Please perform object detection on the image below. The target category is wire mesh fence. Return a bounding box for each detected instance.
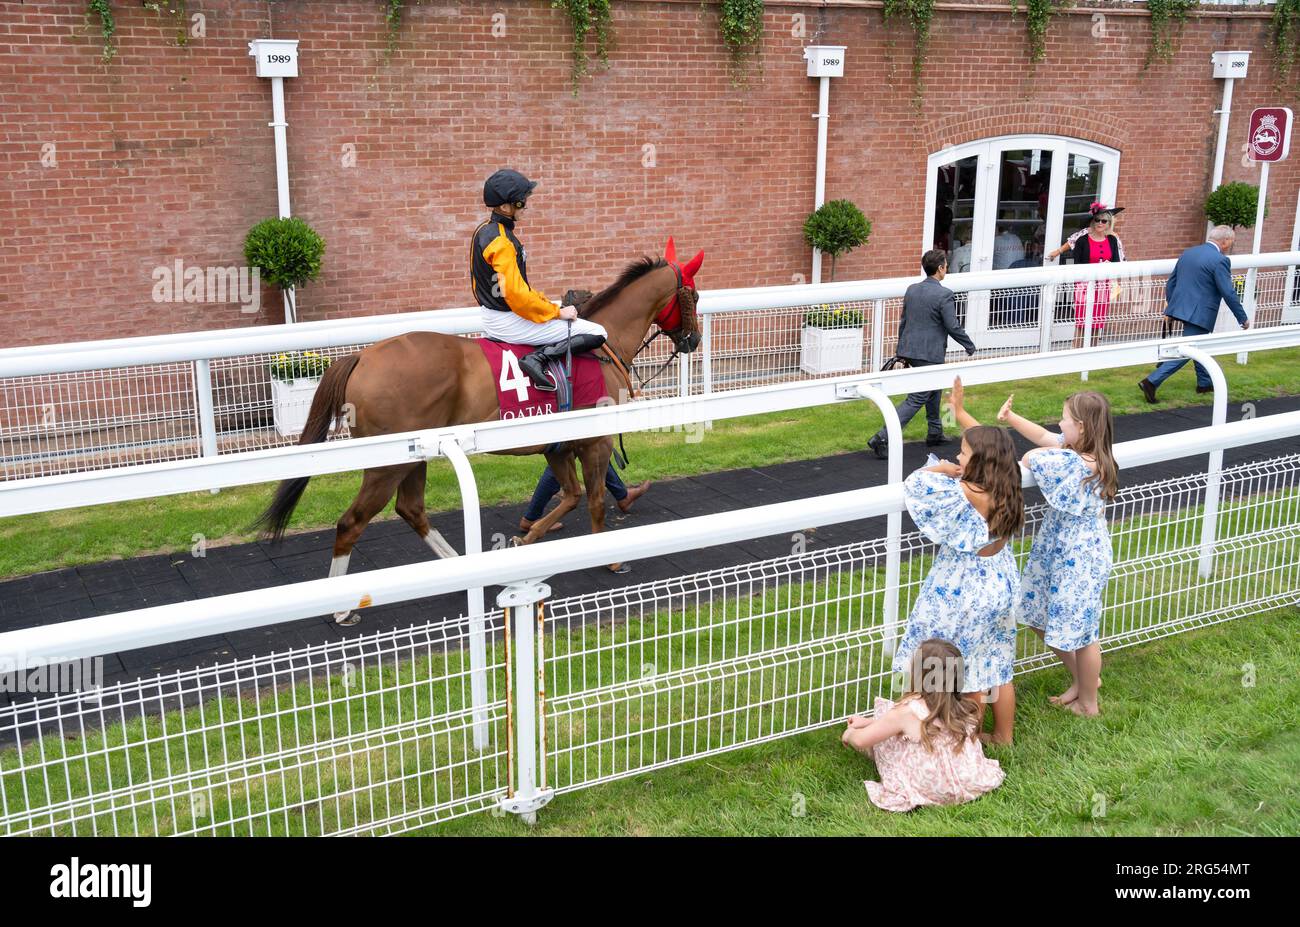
[0,614,510,836]
[4,452,1296,834]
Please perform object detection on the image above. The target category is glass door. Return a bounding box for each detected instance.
[923,136,1120,351]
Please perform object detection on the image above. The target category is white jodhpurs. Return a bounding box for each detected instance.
[478,307,607,345]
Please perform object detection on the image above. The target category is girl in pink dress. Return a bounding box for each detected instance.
[842,638,1005,812]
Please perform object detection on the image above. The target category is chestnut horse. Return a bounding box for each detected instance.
[256,239,704,624]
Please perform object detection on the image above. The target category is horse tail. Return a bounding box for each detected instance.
[254,353,361,543]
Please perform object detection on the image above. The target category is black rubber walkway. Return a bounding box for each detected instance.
[2,392,1298,702]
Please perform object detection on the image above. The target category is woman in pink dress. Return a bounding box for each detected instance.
[1069,204,1126,349]
[842,638,1005,812]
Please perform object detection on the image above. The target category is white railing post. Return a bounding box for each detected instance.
[701,311,713,430]
[1037,283,1053,354]
[854,383,904,654]
[701,311,713,397]
[439,436,490,750]
[497,579,553,825]
[1080,279,1095,382]
[193,359,220,495]
[870,298,886,372]
[678,353,690,399]
[1175,344,1227,577]
[1284,189,1300,322]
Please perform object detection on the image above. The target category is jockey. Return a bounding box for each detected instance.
[471,169,608,391]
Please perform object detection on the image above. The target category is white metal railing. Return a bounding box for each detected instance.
[3,251,1297,481]
[2,412,1298,834]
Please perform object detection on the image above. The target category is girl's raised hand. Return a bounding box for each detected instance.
[997,393,1015,423]
[950,376,965,409]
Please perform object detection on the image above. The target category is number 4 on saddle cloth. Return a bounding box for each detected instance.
[477,339,609,419]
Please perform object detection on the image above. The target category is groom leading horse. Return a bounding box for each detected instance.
[257,169,704,625]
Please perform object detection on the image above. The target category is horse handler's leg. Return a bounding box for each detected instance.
[330,464,410,626]
[516,451,582,545]
[581,439,629,574]
[396,462,459,558]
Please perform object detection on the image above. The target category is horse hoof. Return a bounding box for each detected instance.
[608,562,631,575]
[334,611,361,627]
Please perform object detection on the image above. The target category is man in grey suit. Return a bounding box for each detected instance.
[868,249,977,458]
[1139,225,1250,403]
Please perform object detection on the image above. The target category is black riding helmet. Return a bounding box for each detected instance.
[483,169,537,208]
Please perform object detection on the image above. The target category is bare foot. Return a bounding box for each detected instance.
[1049,683,1079,706]
[617,480,651,514]
[977,732,1012,746]
[1048,676,1100,706]
[1068,699,1100,717]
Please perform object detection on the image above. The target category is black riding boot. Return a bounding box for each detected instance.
[518,333,607,392]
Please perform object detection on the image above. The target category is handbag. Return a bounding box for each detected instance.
[881,356,911,371]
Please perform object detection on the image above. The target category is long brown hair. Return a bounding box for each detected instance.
[905,639,982,753]
[960,425,1024,538]
[1065,391,1118,500]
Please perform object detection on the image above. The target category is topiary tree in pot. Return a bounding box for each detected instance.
[243,216,325,323]
[802,199,872,281]
[1205,182,1269,248]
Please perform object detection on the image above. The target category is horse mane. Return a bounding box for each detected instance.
[579,256,668,318]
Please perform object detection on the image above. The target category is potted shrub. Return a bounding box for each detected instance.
[243,216,326,323]
[800,305,866,375]
[1204,182,1268,242]
[802,199,872,281]
[269,350,331,437]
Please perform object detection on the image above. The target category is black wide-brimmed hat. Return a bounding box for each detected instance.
[484,169,538,207]
[1088,202,1125,220]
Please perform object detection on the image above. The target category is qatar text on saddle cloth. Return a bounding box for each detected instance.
[478,338,609,419]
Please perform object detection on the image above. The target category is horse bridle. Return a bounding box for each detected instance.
[628,262,697,389]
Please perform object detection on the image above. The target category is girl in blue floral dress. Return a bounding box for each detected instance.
[997,390,1118,717]
[893,417,1025,744]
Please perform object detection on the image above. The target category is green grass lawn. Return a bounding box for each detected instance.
[2,350,1299,579]
[431,608,1300,837]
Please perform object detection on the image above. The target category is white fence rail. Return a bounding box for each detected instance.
[2,329,1300,833]
[2,415,1298,834]
[3,251,1297,481]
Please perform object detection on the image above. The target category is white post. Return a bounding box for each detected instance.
[810,75,830,285]
[1037,283,1053,354]
[1208,76,1236,237]
[497,580,553,824]
[870,298,886,372]
[1284,188,1300,320]
[855,384,904,656]
[270,75,296,324]
[193,359,221,496]
[701,311,713,430]
[1080,279,1095,381]
[1240,160,1269,365]
[678,352,690,399]
[438,437,490,750]
[1177,345,1227,577]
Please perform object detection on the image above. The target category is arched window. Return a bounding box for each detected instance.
[923,135,1120,347]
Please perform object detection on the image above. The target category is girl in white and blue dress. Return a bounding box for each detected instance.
[892,414,1025,744]
[998,390,1118,717]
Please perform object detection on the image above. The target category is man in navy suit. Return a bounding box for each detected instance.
[1139,225,1249,403]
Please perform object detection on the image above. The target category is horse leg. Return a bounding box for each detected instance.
[516,451,582,545]
[329,464,410,626]
[395,462,459,558]
[580,438,629,574]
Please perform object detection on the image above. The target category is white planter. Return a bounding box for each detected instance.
[800,325,865,375]
[271,376,322,438]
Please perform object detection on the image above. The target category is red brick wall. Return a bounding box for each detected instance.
[1,1,1296,347]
